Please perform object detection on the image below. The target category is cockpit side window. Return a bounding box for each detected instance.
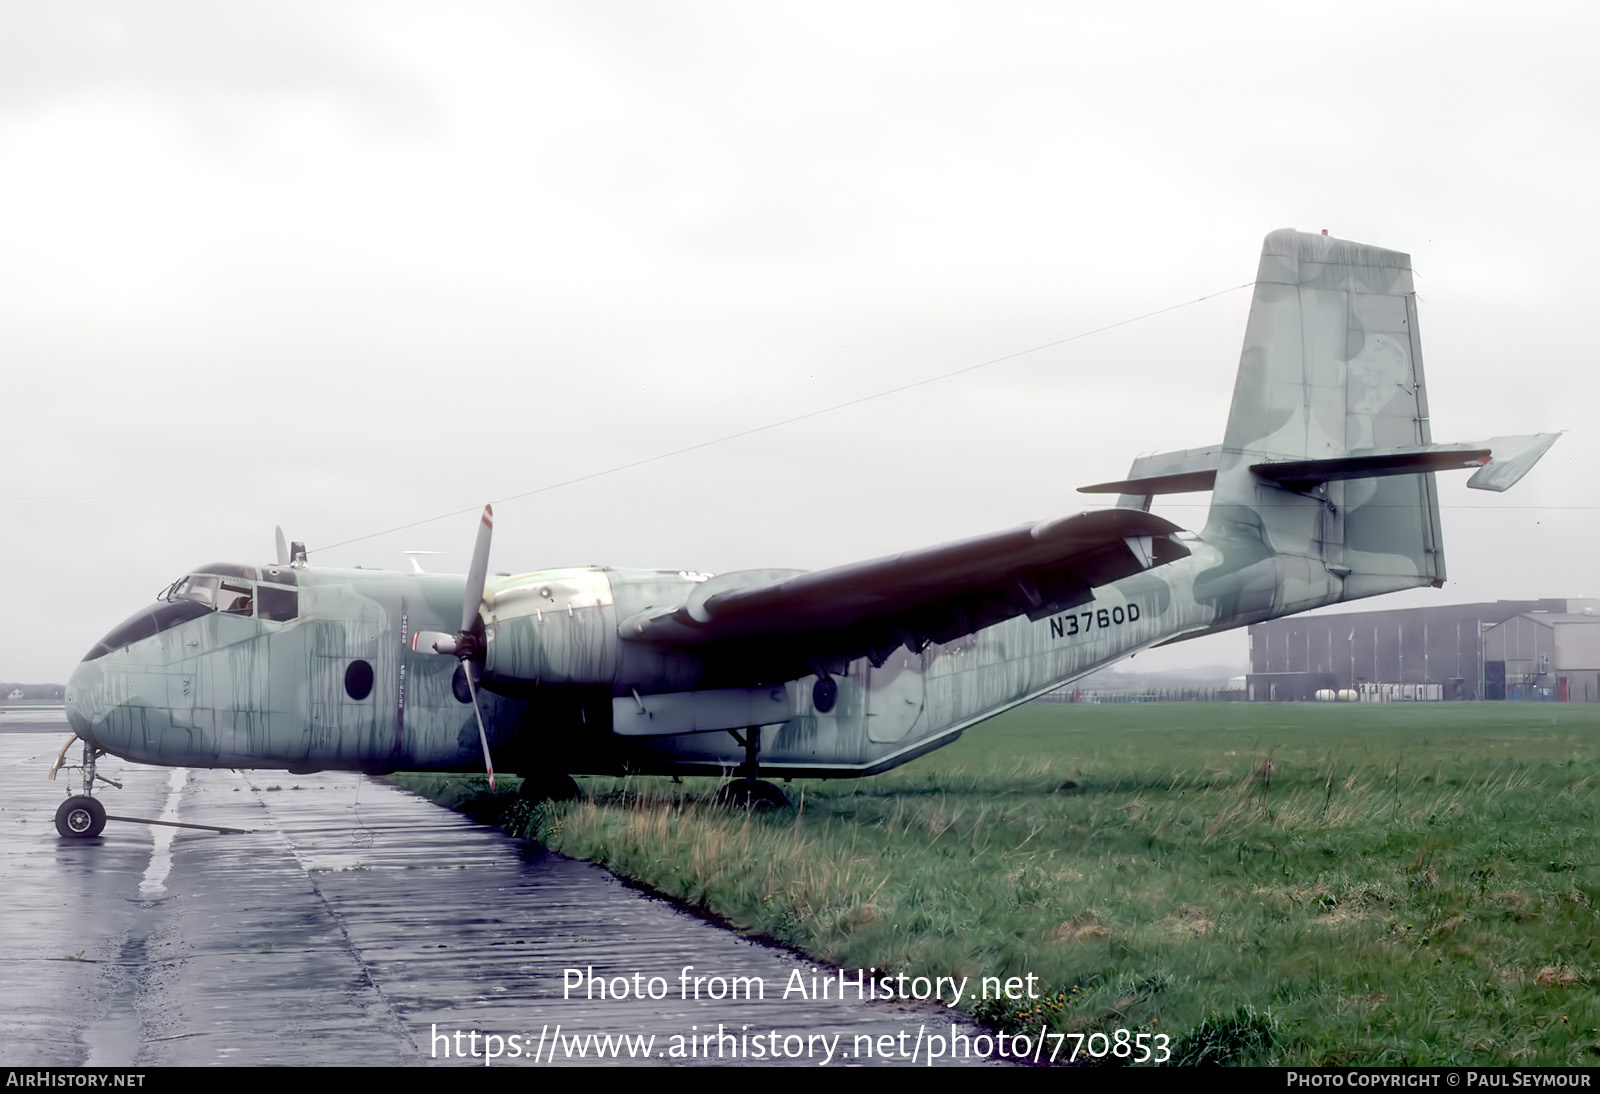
[257,584,298,622]
[163,569,297,622]
[218,580,253,616]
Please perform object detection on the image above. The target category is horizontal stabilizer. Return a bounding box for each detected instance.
[1464,433,1563,492]
[1251,447,1491,489]
[1078,445,1222,496]
[1250,433,1560,492]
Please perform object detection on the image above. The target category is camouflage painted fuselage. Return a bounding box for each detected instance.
[64,538,1268,778]
[64,229,1556,779]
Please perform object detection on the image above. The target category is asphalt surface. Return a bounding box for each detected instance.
[1,710,998,1066]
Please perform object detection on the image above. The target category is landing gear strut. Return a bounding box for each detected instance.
[53,739,116,839]
[47,738,242,839]
[716,727,789,810]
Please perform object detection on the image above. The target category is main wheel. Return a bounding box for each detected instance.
[55,795,107,839]
[715,780,789,811]
[812,676,838,713]
[517,773,582,803]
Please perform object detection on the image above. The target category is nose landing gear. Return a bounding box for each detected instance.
[55,795,107,838]
[49,738,118,839]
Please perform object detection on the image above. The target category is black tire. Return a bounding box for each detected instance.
[518,773,582,803]
[715,780,789,811]
[812,676,838,714]
[55,795,106,839]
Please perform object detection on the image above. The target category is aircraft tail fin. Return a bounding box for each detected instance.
[1199,229,1556,611]
[1072,229,1557,620]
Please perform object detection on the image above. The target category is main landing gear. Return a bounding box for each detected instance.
[50,738,118,839]
[518,772,583,803]
[715,727,789,811]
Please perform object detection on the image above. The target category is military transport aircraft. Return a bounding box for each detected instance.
[53,229,1559,837]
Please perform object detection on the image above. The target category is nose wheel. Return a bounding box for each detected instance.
[55,795,107,839]
[50,737,118,839]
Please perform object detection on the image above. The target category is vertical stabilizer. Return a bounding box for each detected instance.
[1205,230,1446,609]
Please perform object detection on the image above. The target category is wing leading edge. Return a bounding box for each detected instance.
[621,509,1188,678]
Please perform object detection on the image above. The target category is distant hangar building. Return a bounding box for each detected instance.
[1246,599,1600,702]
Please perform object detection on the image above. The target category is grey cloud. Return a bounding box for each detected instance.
[0,1,432,129]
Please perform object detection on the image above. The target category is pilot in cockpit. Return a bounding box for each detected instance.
[219,580,253,615]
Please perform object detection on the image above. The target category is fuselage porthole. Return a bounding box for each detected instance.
[345,660,374,701]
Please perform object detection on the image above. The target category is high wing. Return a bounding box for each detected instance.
[619,508,1189,681]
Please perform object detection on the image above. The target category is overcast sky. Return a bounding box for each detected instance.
[3,1,1595,683]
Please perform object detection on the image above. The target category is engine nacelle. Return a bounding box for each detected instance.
[483,568,619,687]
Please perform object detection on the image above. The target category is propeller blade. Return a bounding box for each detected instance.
[275,526,289,567]
[461,659,496,791]
[462,505,493,635]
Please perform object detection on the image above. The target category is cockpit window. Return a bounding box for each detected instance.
[218,580,253,616]
[167,574,221,609]
[258,585,298,622]
[84,563,302,661]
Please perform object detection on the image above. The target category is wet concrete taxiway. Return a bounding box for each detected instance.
[2,713,998,1066]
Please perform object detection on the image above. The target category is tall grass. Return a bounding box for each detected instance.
[397,702,1600,1064]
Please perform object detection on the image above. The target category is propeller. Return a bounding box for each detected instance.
[460,658,495,792]
[411,505,497,789]
[275,526,289,567]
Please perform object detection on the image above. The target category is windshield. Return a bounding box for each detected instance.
[162,574,255,614]
[167,574,221,608]
[157,566,297,623]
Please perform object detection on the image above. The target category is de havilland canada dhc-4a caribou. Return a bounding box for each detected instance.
[53,229,1559,837]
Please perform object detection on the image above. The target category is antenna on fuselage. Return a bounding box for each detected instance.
[403,550,444,574]
[275,526,308,567]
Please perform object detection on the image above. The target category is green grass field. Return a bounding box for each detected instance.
[398,702,1600,1065]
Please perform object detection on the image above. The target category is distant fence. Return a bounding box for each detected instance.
[1037,688,1247,703]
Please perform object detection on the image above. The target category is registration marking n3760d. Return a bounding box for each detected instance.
[1047,604,1141,640]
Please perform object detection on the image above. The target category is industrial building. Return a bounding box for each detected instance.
[1246,599,1600,702]
[1483,611,1600,702]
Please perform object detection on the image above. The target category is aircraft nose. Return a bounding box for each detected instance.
[64,660,106,744]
